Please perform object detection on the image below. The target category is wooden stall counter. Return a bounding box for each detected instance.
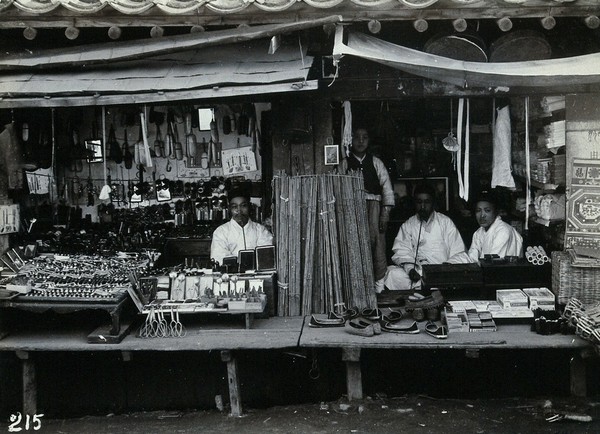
[0,316,304,417]
[299,316,592,401]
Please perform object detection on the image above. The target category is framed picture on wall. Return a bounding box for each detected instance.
[324,145,339,165]
[394,177,450,212]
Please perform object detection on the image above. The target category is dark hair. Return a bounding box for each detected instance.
[475,192,498,208]
[413,183,436,199]
[352,125,370,135]
[228,188,250,204]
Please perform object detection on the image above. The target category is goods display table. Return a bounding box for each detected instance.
[0,317,303,417]
[0,292,131,342]
[299,316,593,401]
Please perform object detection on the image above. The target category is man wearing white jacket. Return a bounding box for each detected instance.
[468,194,523,262]
[211,190,273,265]
[385,183,470,290]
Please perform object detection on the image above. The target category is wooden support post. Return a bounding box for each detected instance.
[570,353,586,397]
[220,350,242,417]
[244,313,254,330]
[341,347,362,401]
[16,351,36,415]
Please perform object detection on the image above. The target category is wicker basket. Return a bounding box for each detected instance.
[552,251,600,305]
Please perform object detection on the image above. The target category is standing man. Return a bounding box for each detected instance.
[211,189,273,264]
[340,126,394,293]
[385,183,470,290]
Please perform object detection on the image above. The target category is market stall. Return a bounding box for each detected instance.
[1,10,600,417]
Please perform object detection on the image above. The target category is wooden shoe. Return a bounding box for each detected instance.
[382,321,419,334]
[425,321,448,339]
[361,308,382,322]
[345,319,375,337]
[309,314,345,328]
[357,318,382,335]
[382,308,403,324]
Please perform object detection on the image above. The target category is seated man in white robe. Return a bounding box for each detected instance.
[468,193,523,262]
[385,184,470,291]
[211,190,273,265]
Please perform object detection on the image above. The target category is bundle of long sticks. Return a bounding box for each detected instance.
[272,172,375,316]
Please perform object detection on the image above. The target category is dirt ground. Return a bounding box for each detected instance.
[35,394,600,434]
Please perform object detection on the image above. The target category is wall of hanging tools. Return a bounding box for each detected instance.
[3,103,268,237]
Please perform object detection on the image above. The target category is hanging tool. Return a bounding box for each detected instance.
[185,112,197,159]
[173,120,183,161]
[165,117,175,159]
[122,129,133,170]
[86,162,94,206]
[154,124,164,158]
[134,122,143,166]
[108,124,122,164]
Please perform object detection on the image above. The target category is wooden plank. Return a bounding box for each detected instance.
[299,316,591,350]
[0,80,319,109]
[220,350,242,417]
[0,317,304,352]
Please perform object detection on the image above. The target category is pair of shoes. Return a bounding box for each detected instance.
[345,318,379,337]
[382,308,403,323]
[425,321,448,339]
[309,314,345,328]
[361,308,382,322]
[357,318,382,334]
[381,320,419,334]
[332,305,359,321]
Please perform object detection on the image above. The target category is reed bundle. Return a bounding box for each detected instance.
[272,172,376,316]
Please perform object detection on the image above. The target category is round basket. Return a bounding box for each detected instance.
[489,30,551,62]
[424,32,488,62]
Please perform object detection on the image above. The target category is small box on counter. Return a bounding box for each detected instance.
[496,289,529,309]
[443,307,470,333]
[522,287,555,310]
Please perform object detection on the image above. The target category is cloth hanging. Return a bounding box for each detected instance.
[0,122,24,191]
[342,101,352,158]
[26,168,53,195]
[491,105,515,189]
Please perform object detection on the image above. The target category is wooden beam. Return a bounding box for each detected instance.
[540,16,556,30]
[23,26,37,40]
[0,80,319,109]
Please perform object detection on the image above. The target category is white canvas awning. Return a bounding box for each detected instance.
[332,26,600,90]
[0,19,336,108]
